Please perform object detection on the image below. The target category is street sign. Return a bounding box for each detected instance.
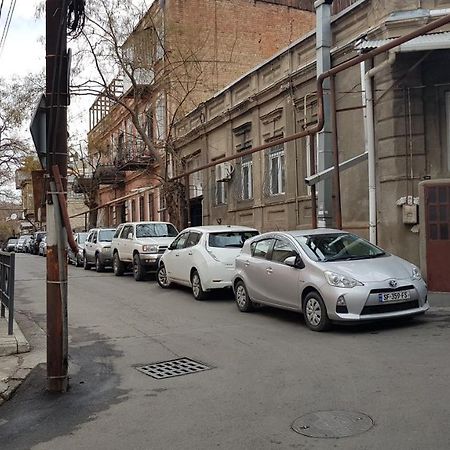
[30,94,47,171]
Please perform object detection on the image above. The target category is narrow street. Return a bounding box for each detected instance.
[1,254,450,450]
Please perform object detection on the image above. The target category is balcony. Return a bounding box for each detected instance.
[115,143,156,171]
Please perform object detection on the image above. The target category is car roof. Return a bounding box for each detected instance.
[257,228,347,238]
[183,225,258,233]
[119,221,175,226]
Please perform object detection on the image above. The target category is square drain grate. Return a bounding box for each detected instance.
[136,358,212,379]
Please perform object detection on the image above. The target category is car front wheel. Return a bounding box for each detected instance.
[113,252,125,276]
[157,264,171,289]
[303,291,330,332]
[133,253,145,281]
[95,254,105,272]
[234,280,254,312]
[191,270,207,301]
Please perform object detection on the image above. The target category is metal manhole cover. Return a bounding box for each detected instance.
[291,410,373,438]
[135,358,212,379]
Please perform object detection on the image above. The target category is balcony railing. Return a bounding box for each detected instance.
[115,143,156,171]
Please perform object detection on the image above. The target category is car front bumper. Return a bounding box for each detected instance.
[140,253,163,271]
[322,279,429,322]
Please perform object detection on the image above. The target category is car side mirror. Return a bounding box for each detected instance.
[127,232,133,240]
[284,255,305,269]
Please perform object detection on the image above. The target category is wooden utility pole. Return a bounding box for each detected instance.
[46,0,69,392]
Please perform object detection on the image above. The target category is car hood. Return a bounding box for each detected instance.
[317,255,414,282]
[136,237,175,247]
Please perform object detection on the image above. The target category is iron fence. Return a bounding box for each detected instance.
[0,250,15,335]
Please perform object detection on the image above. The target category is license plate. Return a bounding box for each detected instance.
[378,290,410,303]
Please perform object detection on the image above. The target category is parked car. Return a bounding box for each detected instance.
[83,228,116,272]
[31,231,47,255]
[38,236,47,256]
[157,225,259,299]
[67,232,89,267]
[232,229,429,331]
[15,235,32,253]
[4,238,18,252]
[111,222,178,281]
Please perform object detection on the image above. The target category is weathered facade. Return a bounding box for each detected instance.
[87,0,315,229]
[173,0,450,289]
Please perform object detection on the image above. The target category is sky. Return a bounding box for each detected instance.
[0,0,44,79]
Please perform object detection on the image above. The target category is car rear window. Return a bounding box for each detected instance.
[208,231,258,248]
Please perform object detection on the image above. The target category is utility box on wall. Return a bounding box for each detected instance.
[402,203,418,225]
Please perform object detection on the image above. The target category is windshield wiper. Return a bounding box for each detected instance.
[325,252,386,262]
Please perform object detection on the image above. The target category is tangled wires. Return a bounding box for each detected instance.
[67,0,85,38]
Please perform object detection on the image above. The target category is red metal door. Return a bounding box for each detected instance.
[425,184,450,292]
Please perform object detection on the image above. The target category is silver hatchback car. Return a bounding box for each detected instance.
[233,229,429,331]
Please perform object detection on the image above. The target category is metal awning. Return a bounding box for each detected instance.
[356,32,450,52]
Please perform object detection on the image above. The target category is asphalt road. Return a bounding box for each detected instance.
[1,254,450,450]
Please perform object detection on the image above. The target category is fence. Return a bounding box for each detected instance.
[0,251,15,335]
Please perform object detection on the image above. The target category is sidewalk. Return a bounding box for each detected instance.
[0,312,45,406]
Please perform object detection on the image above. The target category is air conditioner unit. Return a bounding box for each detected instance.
[215,162,234,182]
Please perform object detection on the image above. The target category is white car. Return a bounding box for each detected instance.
[157,225,259,300]
[111,221,179,281]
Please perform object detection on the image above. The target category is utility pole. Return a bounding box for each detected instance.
[46,0,69,392]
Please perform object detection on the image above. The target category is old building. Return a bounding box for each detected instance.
[87,0,315,229]
[172,0,450,291]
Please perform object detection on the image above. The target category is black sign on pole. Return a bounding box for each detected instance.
[30,94,48,171]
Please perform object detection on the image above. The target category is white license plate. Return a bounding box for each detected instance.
[378,290,410,303]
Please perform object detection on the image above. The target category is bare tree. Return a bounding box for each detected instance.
[69,0,224,229]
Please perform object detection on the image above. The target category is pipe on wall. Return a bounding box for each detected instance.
[361,51,396,244]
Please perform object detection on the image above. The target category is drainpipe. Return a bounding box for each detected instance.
[314,0,334,227]
[362,51,396,244]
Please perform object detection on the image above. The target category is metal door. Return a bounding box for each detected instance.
[425,184,450,292]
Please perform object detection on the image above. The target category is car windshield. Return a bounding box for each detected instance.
[294,233,386,262]
[77,233,89,244]
[98,229,115,242]
[208,231,259,248]
[136,224,178,238]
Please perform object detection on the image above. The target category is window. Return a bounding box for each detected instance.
[186,232,201,248]
[114,225,124,239]
[92,231,98,244]
[214,167,227,205]
[120,225,132,239]
[251,239,274,259]
[268,144,285,195]
[139,197,145,221]
[271,240,298,264]
[131,199,136,222]
[208,231,258,248]
[148,194,154,221]
[172,232,189,250]
[155,93,166,141]
[136,223,178,238]
[240,155,253,200]
[99,229,115,242]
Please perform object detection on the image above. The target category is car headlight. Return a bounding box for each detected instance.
[411,266,422,280]
[102,246,111,252]
[142,244,158,253]
[324,271,363,288]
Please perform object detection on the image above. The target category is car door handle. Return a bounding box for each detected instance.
[188,252,193,256]
[244,260,250,266]
[266,267,273,274]
[175,253,180,257]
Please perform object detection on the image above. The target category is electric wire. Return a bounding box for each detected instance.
[0,0,16,58]
[0,0,5,21]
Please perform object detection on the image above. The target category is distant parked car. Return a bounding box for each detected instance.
[38,236,47,256]
[157,225,259,300]
[32,231,46,255]
[4,238,18,252]
[232,229,429,331]
[15,235,31,253]
[83,228,116,272]
[67,232,89,267]
[111,221,178,281]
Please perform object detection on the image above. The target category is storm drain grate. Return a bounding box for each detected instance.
[135,358,212,379]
